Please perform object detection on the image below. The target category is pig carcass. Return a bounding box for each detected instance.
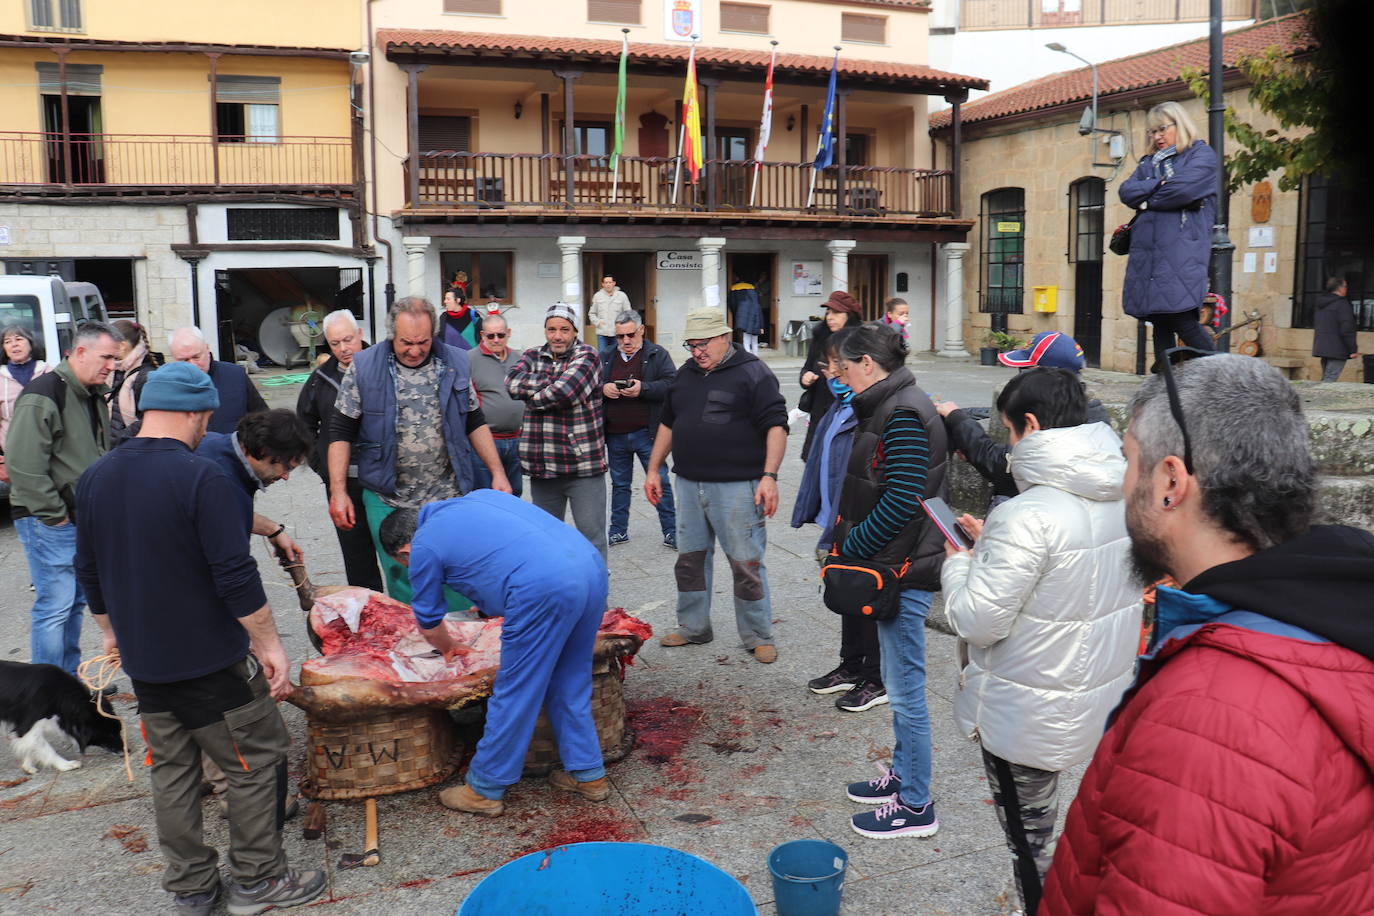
[286,588,651,723]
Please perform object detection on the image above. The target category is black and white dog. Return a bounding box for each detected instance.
[0,661,125,774]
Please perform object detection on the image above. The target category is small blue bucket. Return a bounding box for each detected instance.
[458,841,756,915]
[767,839,849,916]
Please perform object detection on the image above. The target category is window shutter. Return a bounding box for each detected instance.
[35,62,102,95]
[587,0,641,24]
[720,2,769,33]
[419,116,472,152]
[443,0,501,13]
[215,76,281,104]
[841,12,886,43]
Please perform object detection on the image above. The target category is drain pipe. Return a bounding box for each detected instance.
[366,0,395,336]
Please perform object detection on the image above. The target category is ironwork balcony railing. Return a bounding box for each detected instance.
[404,153,954,218]
[960,0,1254,30]
[0,132,353,189]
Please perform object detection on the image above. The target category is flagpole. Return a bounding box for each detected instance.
[749,40,777,209]
[671,35,698,207]
[611,28,629,205]
[805,45,840,210]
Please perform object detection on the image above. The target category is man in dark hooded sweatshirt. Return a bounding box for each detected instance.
[1041,353,1374,914]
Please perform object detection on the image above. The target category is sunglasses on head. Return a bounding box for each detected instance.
[1150,346,1216,475]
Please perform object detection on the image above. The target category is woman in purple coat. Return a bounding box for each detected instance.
[1119,101,1218,367]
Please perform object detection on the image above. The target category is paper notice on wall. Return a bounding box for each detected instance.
[1243,252,1257,274]
[564,281,580,299]
[1264,252,1278,274]
[704,284,720,309]
[537,262,560,278]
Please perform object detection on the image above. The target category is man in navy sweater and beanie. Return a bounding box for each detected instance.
[645,308,788,664]
[75,362,323,915]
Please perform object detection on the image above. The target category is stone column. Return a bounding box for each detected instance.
[937,241,972,358]
[401,236,431,299]
[556,235,586,319]
[826,239,857,293]
[697,237,726,310]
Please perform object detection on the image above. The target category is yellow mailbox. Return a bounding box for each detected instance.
[1032,285,1058,313]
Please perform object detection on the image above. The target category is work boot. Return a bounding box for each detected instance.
[439,783,505,817]
[548,770,612,801]
[225,868,325,915]
[660,630,711,647]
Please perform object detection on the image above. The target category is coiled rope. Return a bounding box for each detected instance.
[76,653,135,783]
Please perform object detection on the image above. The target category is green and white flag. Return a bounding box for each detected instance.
[610,31,629,172]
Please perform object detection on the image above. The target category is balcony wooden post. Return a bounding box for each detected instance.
[554,69,582,208]
[539,92,551,205]
[944,88,968,218]
[836,87,851,215]
[207,52,221,186]
[700,76,719,210]
[56,49,71,186]
[401,63,427,207]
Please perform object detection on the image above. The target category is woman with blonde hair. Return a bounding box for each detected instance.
[1119,100,1218,366]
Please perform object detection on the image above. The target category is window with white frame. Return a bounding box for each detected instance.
[29,0,82,32]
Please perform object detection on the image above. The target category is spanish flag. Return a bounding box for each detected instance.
[681,45,704,184]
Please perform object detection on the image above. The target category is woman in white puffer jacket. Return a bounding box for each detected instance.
[941,367,1141,916]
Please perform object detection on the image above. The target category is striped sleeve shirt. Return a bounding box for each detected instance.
[844,407,930,560]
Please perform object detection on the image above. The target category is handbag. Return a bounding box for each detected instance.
[1108,212,1140,256]
[820,553,910,621]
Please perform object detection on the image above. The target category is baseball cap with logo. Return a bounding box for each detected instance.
[998,331,1087,372]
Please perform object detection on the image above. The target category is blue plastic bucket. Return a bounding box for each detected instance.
[458,841,756,915]
[767,839,848,916]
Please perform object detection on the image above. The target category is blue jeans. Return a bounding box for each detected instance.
[607,429,675,539]
[16,516,86,675]
[469,435,524,498]
[672,477,773,649]
[597,335,616,352]
[877,588,934,809]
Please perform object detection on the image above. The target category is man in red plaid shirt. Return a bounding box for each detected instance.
[506,302,608,559]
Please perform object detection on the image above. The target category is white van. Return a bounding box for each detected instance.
[0,275,110,363]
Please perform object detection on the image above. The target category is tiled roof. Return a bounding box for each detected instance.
[929,12,1314,129]
[380,29,987,91]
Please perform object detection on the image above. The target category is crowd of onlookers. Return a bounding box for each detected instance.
[1,281,1371,915]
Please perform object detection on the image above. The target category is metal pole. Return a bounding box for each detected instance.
[1208,0,1234,352]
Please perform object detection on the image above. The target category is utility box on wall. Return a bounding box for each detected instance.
[1032,285,1058,313]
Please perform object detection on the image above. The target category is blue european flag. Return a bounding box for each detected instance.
[813,51,839,170]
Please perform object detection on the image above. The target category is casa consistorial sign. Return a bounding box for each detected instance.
[656,250,702,270]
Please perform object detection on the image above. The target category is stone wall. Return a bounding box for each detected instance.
[947,372,1374,533]
[945,89,1374,381]
[0,201,193,343]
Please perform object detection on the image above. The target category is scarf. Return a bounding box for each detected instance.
[827,376,855,404]
[1151,145,1177,180]
[7,359,35,388]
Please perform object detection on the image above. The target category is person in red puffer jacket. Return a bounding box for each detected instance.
[1041,352,1374,916]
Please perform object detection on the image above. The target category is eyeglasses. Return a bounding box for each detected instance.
[1146,123,1175,137]
[682,340,712,353]
[483,332,508,340]
[1152,346,1215,475]
[615,331,639,340]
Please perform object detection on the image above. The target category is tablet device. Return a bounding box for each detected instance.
[922,497,974,550]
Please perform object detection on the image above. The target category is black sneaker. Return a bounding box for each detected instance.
[836,681,889,713]
[846,765,901,804]
[173,884,222,915]
[609,531,630,546]
[662,531,677,550]
[807,665,860,695]
[226,868,326,916]
[850,799,939,839]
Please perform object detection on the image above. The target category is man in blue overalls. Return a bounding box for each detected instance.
[378,490,610,815]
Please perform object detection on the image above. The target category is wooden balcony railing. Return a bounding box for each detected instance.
[0,132,353,189]
[960,0,1253,29]
[404,153,954,218]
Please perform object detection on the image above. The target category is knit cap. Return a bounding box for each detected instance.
[138,362,220,412]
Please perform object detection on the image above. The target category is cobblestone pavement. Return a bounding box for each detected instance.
[0,351,1091,915]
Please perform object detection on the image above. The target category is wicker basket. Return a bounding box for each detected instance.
[299,708,459,800]
[522,664,632,776]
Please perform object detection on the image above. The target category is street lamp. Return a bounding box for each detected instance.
[1047,42,1097,135]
